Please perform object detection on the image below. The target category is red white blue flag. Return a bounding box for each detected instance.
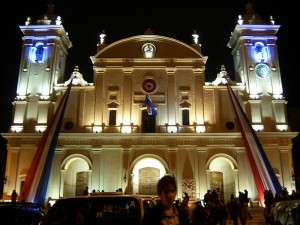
[18,81,73,205]
[225,78,282,206]
[145,95,157,116]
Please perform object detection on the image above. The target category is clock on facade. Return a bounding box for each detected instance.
[142,43,156,58]
[255,63,271,79]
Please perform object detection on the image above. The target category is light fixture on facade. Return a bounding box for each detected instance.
[15,95,27,100]
[92,125,102,133]
[237,15,243,25]
[25,17,31,26]
[11,125,23,133]
[252,124,264,132]
[248,64,254,71]
[121,125,131,133]
[273,94,283,99]
[276,125,288,132]
[192,30,199,44]
[40,95,50,100]
[123,173,127,182]
[55,16,62,25]
[35,125,47,133]
[249,94,260,99]
[23,65,28,72]
[196,125,206,133]
[99,30,106,44]
[167,125,177,133]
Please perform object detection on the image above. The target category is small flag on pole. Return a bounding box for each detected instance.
[145,95,157,116]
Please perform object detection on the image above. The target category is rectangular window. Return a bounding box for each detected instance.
[109,110,116,125]
[182,110,189,125]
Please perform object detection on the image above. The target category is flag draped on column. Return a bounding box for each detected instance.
[17,82,73,205]
[225,78,282,206]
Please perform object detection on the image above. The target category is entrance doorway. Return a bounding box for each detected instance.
[209,156,236,202]
[131,156,166,195]
[63,157,89,197]
[138,167,160,195]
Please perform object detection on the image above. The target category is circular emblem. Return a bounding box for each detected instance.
[255,63,271,79]
[142,43,156,58]
[142,79,157,94]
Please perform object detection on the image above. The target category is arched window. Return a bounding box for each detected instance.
[107,102,118,126]
[31,42,45,62]
[253,42,268,62]
[180,101,191,125]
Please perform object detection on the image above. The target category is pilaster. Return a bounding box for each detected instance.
[167,68,176,125]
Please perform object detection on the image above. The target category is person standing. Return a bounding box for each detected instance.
[264,202,274,225]
[238,199,249,225]
[83,186,89,196]
[142,175,190,225]
[11,190,18,203]
[180,192,190,219]
[226,194,239,225]
[191,201,208,225]
[219,201,228,225]
[216,188,223,202]
[203,190,211,206]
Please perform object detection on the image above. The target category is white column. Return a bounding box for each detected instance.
[234,169,239,197]
[198,148,207,199]
[167,68,176,125]
[279,148,292,192]
[91,149,101,191]
[60,170,65,198]
[206,170,211,191]
[88,170,92,191]
[122,69,132,126]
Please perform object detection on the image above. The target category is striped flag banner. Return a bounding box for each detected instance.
[145,95,157,116]
[225,78,282,206]
[17,82,73,205]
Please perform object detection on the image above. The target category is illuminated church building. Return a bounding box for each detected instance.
[1,4,298,205]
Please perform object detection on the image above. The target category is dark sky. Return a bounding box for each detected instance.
[1,0,299,132]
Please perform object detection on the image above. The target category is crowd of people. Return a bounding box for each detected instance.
[190,189,251,225]
[141,175,255,225]
[10,175,299,225]
[263,187,300,224]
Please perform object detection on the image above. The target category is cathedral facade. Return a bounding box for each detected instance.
[1,7,297,205]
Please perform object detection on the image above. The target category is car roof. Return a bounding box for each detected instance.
[0,202,44,208]
[56,192,156,200]
[274,199,300,208]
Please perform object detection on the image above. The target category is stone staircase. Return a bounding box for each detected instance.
[227,207,265,225]
[248,208,265,225]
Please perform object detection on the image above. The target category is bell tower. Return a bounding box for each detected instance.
[11,4,72,133]
[227,2,288,132]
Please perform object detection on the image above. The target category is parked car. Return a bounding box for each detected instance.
[39,192,156,225]
[271,199,300,225]
[0,202,45,225]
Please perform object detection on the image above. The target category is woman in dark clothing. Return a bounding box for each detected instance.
[226,194,239,225]
[142,175,190,225]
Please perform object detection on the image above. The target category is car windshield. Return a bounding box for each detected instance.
[0,203,44,225]
[40,197,141,225]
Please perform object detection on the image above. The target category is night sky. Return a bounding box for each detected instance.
[1,0,299,132]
